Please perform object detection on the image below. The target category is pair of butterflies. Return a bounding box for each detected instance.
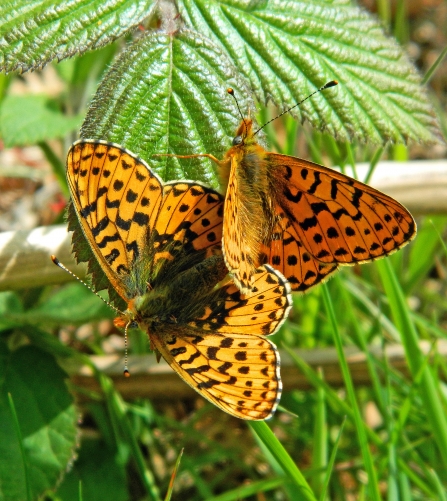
[67,114,416,420]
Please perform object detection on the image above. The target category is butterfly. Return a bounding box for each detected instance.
[170,93,417,294]
[66,140,293,420]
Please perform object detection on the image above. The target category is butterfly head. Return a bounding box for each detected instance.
[232,118,255,147]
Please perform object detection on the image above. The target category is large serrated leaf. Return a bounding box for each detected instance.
[0,342,78,501]
[81,29,256,187]
[178,0,441,144]
[0,0,156,73]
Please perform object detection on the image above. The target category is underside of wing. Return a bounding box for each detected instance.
[150,329,281,420]
[189,264,292,336]
[268,153,416,265]
[67,140,163,299]
[222,156,257,294]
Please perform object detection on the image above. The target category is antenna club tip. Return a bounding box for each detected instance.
[325,80,338,88]
[51,255,59,265]
[227,88,234,95]
[124,369,130,377]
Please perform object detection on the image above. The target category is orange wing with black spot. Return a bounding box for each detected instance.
[157,181,223,257]
[67,140,164,299]
[268,154,416,267]
[150,264,292,420]
[259,218,339,292]
[217,118,416,295]
[67,140,225,299]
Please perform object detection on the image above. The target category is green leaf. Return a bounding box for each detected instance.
[0,0,156,73]
[0,95,81,146]
[178,0,441,144]
[24,282,113,325]
[55,438,128,501]
[0,291,24,331]
[0,342,78,501]
[81,29,255,187]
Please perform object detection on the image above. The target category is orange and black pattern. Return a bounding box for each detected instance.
[67,140,292,420]
[218,118,416,293]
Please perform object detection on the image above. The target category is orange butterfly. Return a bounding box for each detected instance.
[169,84,416,294]
[64,140,292,420]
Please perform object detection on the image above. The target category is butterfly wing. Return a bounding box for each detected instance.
[67,140,163,299]
[259,221,339,292]
[149,265,292,420]
[268,153,416,266]
[155,181,224,259]
[222,154,262,294]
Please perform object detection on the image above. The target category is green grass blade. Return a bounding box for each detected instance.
[422,45,447,84]
[427,468,447,501]
[205,477,287,501]
[285,345,437,497]
[311,369,327,497]
[321,284,381,501]
[363,146,384,184]
[376,259,447,466]
[334,276,387,413]
[164,448,184,501]
[38,140,68,198]
[97,372,162,501]
[319,417,346,501]
[248,421,317,501]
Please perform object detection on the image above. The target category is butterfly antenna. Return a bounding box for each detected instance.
[51,255,124,317]
[52,255,131,376]
[253,80,338,136]
[227,88,248,137]
[123,322,130,377]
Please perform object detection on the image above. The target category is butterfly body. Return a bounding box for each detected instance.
[213,118,417,294]
[67,140,292,420]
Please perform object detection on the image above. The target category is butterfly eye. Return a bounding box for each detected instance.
[232,135,243,146]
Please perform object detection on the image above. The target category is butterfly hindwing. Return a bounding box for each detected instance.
[190,264,292,335]
[151,330,281,420]
[149,264,291,420]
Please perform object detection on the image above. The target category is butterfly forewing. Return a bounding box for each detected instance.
[157,182,224,258]
[67,140,164,298]
[191,264,292,334]
[222,156,257,294]
[149,265,291,420]
[270,155,416,265]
